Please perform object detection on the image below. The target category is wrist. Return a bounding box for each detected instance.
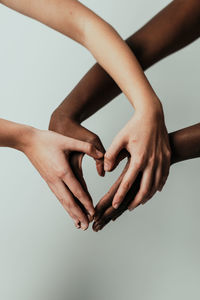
[14,125,37,153]
[135,98,164,122]
[52,105,81,124]
[49,109,79,133]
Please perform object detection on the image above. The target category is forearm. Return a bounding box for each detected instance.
[56,0,200,122]
[0,118,33,151]
[1,0,161,114]
[170,123,200,164]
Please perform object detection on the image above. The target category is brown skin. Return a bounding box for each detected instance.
[49,0,200,230]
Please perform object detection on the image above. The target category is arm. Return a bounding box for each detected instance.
[93,123,200,232]
[2,0,172,207]
[0,118,103,230]
[52,0,200,122]
[1,0,161,113]
[51,0,200,210]
[50,0,200,215]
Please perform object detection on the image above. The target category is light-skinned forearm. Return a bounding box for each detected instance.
[0,118,33,151]
[53,0,200,122]
[1,0,161,113]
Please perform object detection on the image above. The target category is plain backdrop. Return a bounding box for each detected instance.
[0,1,199,299]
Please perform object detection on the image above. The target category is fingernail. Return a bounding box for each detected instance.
[94,225,101,232]
[98,224,104,231]
[104,163,110,172]
[94,215,100,222]
[96,150,103,157]
[87,214,93,222]
[128,207,134,212]
[81,223,88,231]
[113,203,119,209]
[101,170,105,177]
[96,224,102,231]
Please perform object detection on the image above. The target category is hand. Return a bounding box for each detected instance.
[104,109,171,211]
[49,111,105,226]
[22,127,103,230]
[93,157,142,232]
[49,112,105,177]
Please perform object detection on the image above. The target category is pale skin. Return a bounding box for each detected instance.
[0,0,171,214]
[49,0,200,230]
[93,123,200,231]
[0,119,103,230]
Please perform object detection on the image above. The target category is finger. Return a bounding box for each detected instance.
[142,161,162,205]
[89,134,106,177]
[94,185,118,222]
[128,166,154,211]
[112,210,124,221]
[94,161,129,220]
[69,152,94,221]
[62,163,95,217]
[95,172,143,231]
[70,152,90,194]
[104,136,124,172]
[94,201,141,232]
[48,180,89,230]
[108,149,130,172]
[64,138,104,159]
[93,172,142,231]
[158,160,170,192]
[112,158,141,209]
[96,158,105,177]
[93,206,114,232]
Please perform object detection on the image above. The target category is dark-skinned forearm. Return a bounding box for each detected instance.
[54,0,200,122]
[170,123,200,164]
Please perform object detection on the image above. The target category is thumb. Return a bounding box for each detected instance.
[104,136,124,172]
[65,137,104,159]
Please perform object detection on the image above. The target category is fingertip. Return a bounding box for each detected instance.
[75,221,81,229]
[95,149,104,158]
[112,201,119,210]
[81,222,89,231]
[87,214,93,223]
[104,162,111,172]
[96,161,105,177]
[104,153,114,172]
[92,222,99,232]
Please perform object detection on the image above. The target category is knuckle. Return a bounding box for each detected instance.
[149,154,156,165]
[134,153,146,168]
[87,134,100,145]
[122,181,130,191]
[58,196,65,206]
[74,189,85,200]
[66,201,73,211]
[141,188,149,197]
[165,149,171,161]
[133,159,142,169]
[86,143,94,153]
[56,168,67,179]
[105,152,113,162]
[158,153,163,162]
[46,175,56,185]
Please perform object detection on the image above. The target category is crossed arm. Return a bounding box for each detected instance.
[49,0,200,229]
[1,0,173,227]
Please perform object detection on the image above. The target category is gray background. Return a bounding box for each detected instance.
[0,0,199,299]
